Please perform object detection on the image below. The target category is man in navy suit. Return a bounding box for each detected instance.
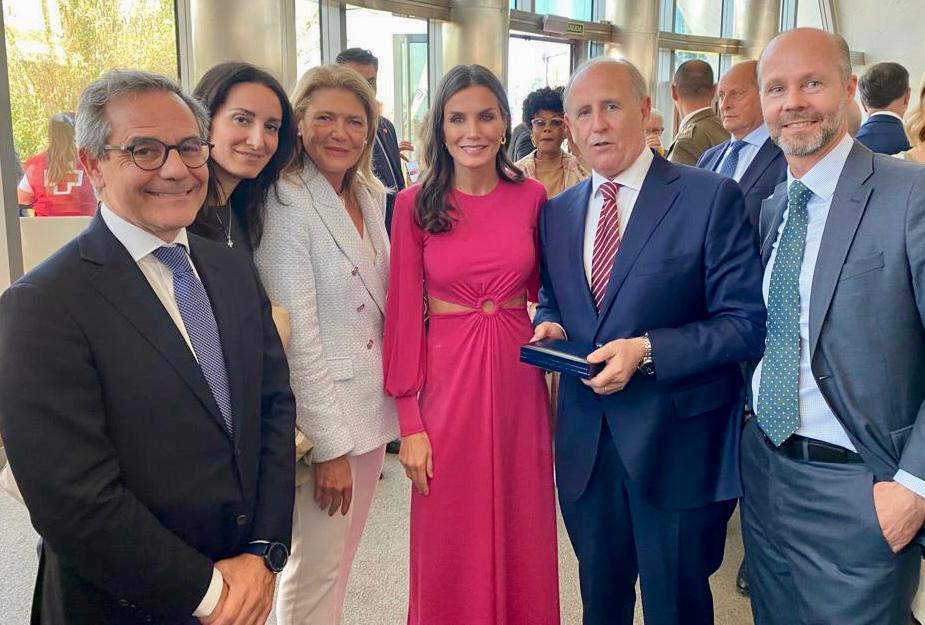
[532,57,766,625]
[856,61,911,155]
[698,61,787,233]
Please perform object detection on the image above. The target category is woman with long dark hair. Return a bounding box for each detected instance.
[189,62,298,254]
[383,64,560,625]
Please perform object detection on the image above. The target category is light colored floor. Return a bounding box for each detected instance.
[0,454,754,624]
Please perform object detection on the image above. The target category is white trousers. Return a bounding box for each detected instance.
[275,445,386,625]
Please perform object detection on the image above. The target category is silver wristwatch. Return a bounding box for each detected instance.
[637,333,655,375]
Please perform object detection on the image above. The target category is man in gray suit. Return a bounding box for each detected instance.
[742,27,925,625]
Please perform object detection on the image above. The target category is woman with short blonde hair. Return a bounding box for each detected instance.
[899,76,925,164]
[254,64,397,625]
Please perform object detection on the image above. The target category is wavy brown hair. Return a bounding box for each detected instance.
[286,64,383,195]
[417,64,523,234]
[45,113,77,191]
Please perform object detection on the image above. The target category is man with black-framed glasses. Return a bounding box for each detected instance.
[0,69,296,625]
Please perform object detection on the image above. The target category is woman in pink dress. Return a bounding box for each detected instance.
[383,64,559,625]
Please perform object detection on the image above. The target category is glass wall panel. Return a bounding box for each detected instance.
[295,0,322,79]
[534,0,592,21]
[796,0,825,28]
[674,0,724,37]
[345,6,428,145]
[507,35,572,128]
[4,0,177,217]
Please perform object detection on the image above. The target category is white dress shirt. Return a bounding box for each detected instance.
[583,146,654,285]
[750,135,925,497]
[867,110,904,122]
[99,205,224,618]
[715,124,770,182]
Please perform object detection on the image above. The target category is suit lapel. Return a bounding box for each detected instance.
[358,187,388,314]
[759,183,788,266]
[298,164,382,309]
[808,144,874,357]
[594,157,679,335]
[80,217,227,431]
[707,141,729,172]
[563,180,597,318]
[739,138,778,194]
[191,240,249,444]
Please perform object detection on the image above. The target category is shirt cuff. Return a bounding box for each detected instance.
[894,469,925,500]
[192,567,224,618]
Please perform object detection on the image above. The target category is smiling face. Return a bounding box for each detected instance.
[209,81,282,191]
[530,109,567,157]
[81,90,208,242]
[441,85,507,177]
[759,29,856,174]
[565,61,650,179]
[298,87,369,190]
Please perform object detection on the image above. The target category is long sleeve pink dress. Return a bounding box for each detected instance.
[383,177,560,625]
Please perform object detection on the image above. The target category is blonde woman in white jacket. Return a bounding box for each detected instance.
[254,65,398,625]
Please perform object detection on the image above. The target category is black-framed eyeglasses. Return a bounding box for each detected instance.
[530,117,565,130]
[103,138,212,171]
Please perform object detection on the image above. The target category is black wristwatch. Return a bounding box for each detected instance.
[244,541,289,573]
[637,334,655,376]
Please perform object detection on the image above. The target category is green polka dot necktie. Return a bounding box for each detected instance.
[756,180,812,446]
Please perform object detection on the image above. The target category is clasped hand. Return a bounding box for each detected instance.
[531,323,645,396]
[199,554,274,625]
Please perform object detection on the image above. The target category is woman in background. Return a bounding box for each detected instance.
[514,86,588,198]
[384,64,559,625]
[254,65,397,625]
[18,113,96,216]
[899,75,925,165]
[189,62,298,254]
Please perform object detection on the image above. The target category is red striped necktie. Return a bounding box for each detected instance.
[591,181,622,310]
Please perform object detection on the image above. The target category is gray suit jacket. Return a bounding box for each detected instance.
[255,159,399,462]
[759,141,925,494]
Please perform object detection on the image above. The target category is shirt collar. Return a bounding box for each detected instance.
[591,146,654,196]
[738,124,770,148]
[678,106,713,132]
[100,203,190,262]
[867,110,904,122]
[786,132,854,201]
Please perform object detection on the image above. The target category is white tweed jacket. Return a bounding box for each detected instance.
[254,159,398,462]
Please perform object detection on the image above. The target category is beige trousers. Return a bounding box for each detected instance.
[275,445,386,625]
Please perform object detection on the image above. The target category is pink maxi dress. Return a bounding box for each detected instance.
[383,177,560,625]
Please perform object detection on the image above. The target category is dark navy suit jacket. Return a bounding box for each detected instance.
[697,136,787,232]
[535,156,766,509]
[856,113,911,155]
[372,116,405,235]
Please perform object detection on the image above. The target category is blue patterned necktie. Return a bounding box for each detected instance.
[152,245,234,435]
[756,180,812,446]
[717,140,749,179]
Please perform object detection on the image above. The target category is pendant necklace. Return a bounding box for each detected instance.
[215,206,234,248]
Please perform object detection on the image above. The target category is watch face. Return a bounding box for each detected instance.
[267,543,289,572]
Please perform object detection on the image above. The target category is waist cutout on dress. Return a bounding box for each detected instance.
[428,294,526,316]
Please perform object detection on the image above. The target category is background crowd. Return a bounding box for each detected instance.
[1,25,925,625]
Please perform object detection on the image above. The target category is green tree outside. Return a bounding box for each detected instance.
[4,0,178,161]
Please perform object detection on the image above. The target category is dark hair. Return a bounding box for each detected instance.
[417,64,523,234]
[673,59,715,98]
[859,62,910,109]
[193,62,298,248]
[521,86,564,128]
[335,48,378,70]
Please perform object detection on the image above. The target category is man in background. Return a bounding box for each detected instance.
[644,108,666,155]
[698,60,786,232]
[857,61,912,154]
[336,48,411,235]
[666,59,728,165]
